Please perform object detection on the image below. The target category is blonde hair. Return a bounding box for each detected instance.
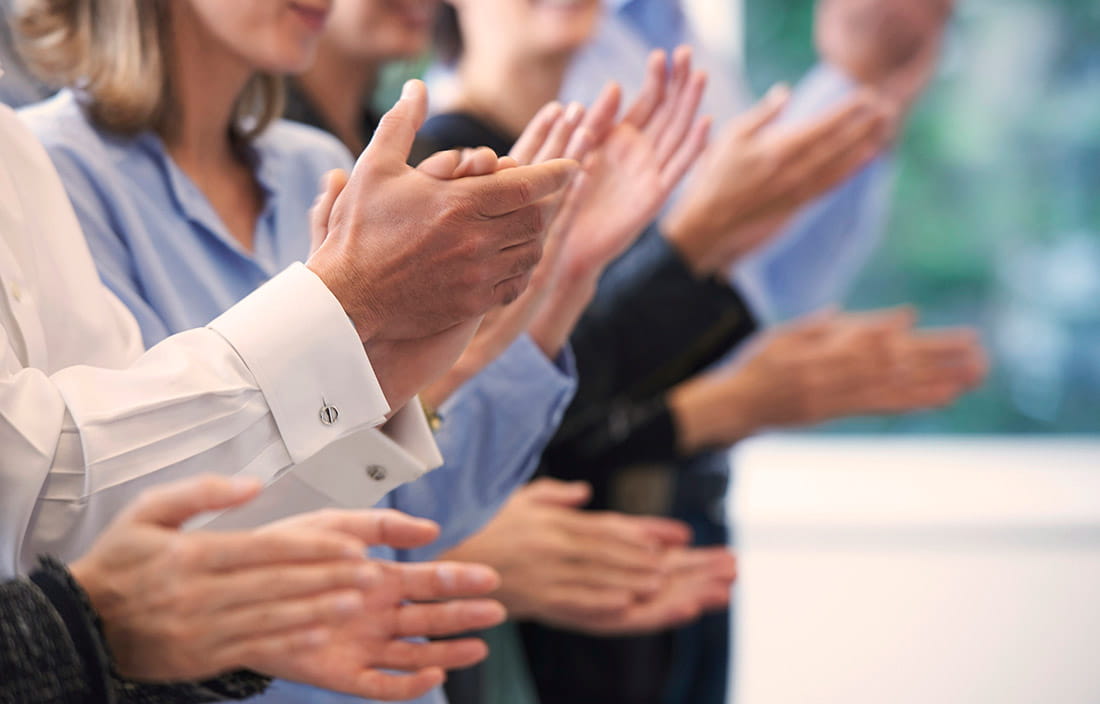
[14,0,283,140]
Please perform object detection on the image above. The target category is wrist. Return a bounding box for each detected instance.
[660,207,721,277]
[306,256,382,344]
[667,375,758,454]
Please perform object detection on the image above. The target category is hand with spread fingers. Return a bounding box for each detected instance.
[441,478,699,629]
[661,85,894,275]
[574,546,736,636]
[527,46,712,358]
[421,47,710,406]
[669,307,988,453]
[70,475,506,701]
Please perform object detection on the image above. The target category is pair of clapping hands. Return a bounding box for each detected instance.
[69,475,506,701]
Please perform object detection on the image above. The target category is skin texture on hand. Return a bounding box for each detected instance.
[669,307,989,454]
[305,79,577,345]
[662,85,893,275]
[441,479,736,636]
[68,476,505,700]
[422,46,711,407]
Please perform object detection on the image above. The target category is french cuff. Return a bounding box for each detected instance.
[381,397,444,470]
[209,263,389,464]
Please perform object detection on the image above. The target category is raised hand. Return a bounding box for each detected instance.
[441,478,695,628]
[421,96,602,406]
[668,308,988,453]
[559,46,711,278]
[306,79,578,345]
[662,86,893,275]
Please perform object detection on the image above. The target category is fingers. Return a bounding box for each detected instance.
[534,102,585,164]
[345,668,446,702]
[393,599,506,638]
[206,561,382,611]
[210,589,367,648]
[632,516,694,547]
[521,478,593,508]
[385,560,501,601]
[730,83,790,138]
[451,147,502,178]
[376,637,489,672]
[278,509,441,550]
[658,115,712,194]
[622,49,667,127]
[417,149,464,178]
[643,45,694,140]
[468,158,579,217]
[654,68,707,167]
[510,101,564,165]
[364,79,429,167]
[566,82,622,160]
[192,529,365,571]
[127,475,262,529]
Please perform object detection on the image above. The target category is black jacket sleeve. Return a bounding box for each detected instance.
[543,226,758,479]
[1,557,271,704]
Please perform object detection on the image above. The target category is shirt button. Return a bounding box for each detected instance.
[319,402,339,425]
[365,464,387,481]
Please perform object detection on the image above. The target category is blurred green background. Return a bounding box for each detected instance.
[747,0,1100,434]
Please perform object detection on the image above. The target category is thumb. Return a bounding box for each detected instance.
[128,475,262,529]
[523,478,592,508]
[363,79,429,166]
[733,83,790,138]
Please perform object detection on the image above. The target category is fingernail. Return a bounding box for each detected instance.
[342,542,366,560]
[564,102,584,124]
[401,80,416,99]
[333,592,363,614]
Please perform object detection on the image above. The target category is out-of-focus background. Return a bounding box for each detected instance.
[745,0,1100,435]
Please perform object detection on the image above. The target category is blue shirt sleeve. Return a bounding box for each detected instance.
[35,142,175,347]
[391,334,578,562]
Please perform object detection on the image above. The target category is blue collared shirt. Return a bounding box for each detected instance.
[562,0,893,321]
[22,89,577,704]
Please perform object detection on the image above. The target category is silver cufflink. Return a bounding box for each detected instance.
[366,464,387,481]
[319,398,339,425]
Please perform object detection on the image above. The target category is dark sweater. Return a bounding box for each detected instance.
[0,557,269,704]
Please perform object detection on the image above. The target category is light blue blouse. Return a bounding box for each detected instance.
[22,89,577,704]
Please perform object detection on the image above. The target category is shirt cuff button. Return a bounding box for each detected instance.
[319,402,339,425]
[366,465,388,481]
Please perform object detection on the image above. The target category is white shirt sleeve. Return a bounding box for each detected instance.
[3,264,393,574]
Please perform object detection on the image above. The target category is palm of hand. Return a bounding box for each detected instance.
[568,124,664,270]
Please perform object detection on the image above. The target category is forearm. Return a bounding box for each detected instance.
[528,267,599,360]
[7,266,391,574]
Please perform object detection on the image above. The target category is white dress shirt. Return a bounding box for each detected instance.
[0,102,440,576]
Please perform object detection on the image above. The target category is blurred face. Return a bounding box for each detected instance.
[183,0,333,74]
[325,0,437,63]
[458,0,602,61]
